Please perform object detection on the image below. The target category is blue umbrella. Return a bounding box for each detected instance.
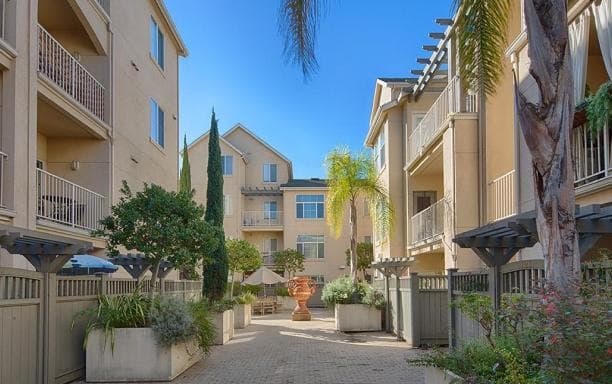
[60,255,118,275]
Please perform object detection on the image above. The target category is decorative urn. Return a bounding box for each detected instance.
[287,276,316,321]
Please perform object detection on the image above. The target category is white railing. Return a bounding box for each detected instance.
[410,198,445,244]
[487,170,516,222]
[574,121,611,188]
[242,211,283,227]
[37,24,106,122]
[36,169,107,231]
[407,76,478,167]
[0,151,7,208]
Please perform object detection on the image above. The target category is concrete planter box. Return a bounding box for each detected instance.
[277,296,294,311]
[424,367,464,384]
[335,304,382,332]
[212,309,234,345]
[233,304,251,329]
[86,328,200,382]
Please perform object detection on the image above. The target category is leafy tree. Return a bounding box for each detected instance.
[226,238,262,297]
[345,242,373,281]
[95,181,218,298]
[202,109,229,301]
[179,134,192,194]
[325,147,392,283]
[273,249,305,279]
[279,0,583,291]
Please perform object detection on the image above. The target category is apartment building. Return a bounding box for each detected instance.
[0,0,187,270]
[186,124,372,304]
[366,0,611,274]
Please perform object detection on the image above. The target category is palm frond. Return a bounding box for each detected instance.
[278,0,325,79]
[454,0,512,96]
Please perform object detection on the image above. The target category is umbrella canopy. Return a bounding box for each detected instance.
[60,255,118,275]
[242,266,287,285]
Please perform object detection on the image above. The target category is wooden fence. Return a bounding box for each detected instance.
[377,273,448,347]
[448,259,612,347]
[0,268,202,384]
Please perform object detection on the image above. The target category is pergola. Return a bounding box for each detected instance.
[371,257,413,339]
[109,253,174,279]
[454,204,612,309]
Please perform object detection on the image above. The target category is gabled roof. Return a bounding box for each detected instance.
[152,0,188,57]
[223,123,293,178]
[280,178,328,189]
[186,130,245,159]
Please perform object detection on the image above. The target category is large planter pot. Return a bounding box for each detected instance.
[335,304,382,332]
[212,309,234,345]
[234,303,251,329]
[424,366,464,383]
[287,276,316,321]
[86,328,200,382]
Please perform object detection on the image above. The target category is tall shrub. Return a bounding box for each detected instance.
[179,134,192,194]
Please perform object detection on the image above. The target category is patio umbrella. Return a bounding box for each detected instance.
[60,254,118,275]
[241,266,287,285]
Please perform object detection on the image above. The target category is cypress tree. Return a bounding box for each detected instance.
[179,134,192,194]
[202,109,228,301]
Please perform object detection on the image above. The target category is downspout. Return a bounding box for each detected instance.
[107,17,114,211]
[478,88,487,226]
[451,119,458,267]
[510,54,522,259]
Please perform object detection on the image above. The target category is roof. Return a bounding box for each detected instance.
[280,178,328,189]
[186,130,246,159]
[223,124,293,178]
[377,78,419,85]
[153,0,188,57]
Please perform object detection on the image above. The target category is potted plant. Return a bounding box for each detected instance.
[322,276,384,332]
[207,299,235,345]
[234,292,256,328]
[81,293,215,382]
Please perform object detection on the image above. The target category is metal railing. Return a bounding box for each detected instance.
[487,170,516,222]
[36,168,107,232]
[406,76,478,167]
[410,198,445,244]
[38,24,106,121]
[574,121,611,188]
[242,211,283,227]
[0,151,7,208]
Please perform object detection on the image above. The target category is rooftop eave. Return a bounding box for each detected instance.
[365,100,399,147]
[153,0,189,57]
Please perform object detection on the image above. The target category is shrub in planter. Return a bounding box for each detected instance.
[321,276,367,306]
[205,299,235,345]
[323,276,383,332]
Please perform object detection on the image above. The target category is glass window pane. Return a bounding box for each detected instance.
[270,164,277,182]
[316,203,324,218]
[296,204,303,218]
[157,107,164,147]
[150,99,157,140]
[318,242,324,258]
[157,29,164,68]
[150,18,157,58]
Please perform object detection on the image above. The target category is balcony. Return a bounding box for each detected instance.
[574,121,611,190]
[410,198,445,245]
[488,170,517,223]
[406,76,478,168]
[37,24,106,123]
[36,169,107,232]
[241,211,283,231]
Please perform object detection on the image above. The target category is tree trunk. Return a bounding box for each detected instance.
[349,198,358,284]
[229,270,234,298]
[516,0,579,292]
[149,260,161,300]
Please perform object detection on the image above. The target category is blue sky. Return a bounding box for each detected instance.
[166,0,453,178]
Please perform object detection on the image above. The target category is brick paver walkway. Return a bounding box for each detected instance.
[172,309,424,384]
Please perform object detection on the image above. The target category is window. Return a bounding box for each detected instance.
[376,130,386,170]
[413,191,437,214]
[263,238,278,254]
[150,98,164,147]
[296,235,324,259]
[264,201,278,220]
[296,195,324,219]
[311,275,325,285]
[263,163,278,182]
[150,17,164,69]
[221,155,233,176]
[223,195,232,216]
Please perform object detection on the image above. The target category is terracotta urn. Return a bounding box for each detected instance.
[287,276,316,321]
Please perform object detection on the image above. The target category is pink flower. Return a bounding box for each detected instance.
[550,335,559,345]
[545,302,556,315]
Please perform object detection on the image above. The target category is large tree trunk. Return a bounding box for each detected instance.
[349,199,358,283]
[516,0,579,292]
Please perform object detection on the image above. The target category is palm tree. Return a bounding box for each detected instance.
[325,147,393,283]
[279,0,579,291]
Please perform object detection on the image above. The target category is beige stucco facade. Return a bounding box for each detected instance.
[0,0,187,274]
[187,124,373,302]
[366,0,611,274]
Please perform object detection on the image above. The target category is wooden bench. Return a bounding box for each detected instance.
[252,297,281,315]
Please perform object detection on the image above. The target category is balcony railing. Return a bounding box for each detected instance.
[0,151,7,208]
[574,121,611,188]
[407,76,478,167]
[262,253,276,265]
[36,169,107,232]
[410,198,445,244]
[38,24,106,122]
[487,170,516,222]
[242,211,283,227]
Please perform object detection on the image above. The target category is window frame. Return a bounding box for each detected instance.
[376,129,386,171]
[150,16,164,69]
[263,201,278,220]
[223,195,232,216]
[295,194,325,219]
[221,155,234,176]
[263,163,278,183]
[296,234,325,259]
[149,98,164,147]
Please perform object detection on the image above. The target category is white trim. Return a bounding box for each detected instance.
[186,131,245,159]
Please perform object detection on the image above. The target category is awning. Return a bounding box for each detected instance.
[242,266,287,285]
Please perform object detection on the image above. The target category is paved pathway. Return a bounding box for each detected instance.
[172,309,424,384]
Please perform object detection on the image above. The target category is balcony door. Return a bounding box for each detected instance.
[414,191,436,213]
[263,201,278,222]
[413,191,437,241]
